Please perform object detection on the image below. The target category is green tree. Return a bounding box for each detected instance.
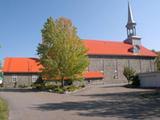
[155,51,160,71]
[37,17,89,87]
[123,66,136,84]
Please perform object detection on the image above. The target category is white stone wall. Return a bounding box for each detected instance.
[139,72,160,87]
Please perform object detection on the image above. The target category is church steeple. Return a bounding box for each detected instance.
[124,1,141,53]
[128,2,135,24]
[126,2,136,37]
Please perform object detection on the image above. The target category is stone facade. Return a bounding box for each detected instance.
[3,73,39,88]
[2,55,156,87]
[88,55,156,84]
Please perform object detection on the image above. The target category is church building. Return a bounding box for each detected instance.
[85,3,157,83]
[2,3,157,87]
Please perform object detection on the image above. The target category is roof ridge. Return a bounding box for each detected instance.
[4,57,39,59]
[83,39,124,43]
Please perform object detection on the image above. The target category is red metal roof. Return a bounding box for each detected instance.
[83,71,104,79]
[3,57,42,73]
[2,58,104,79]
[83,40,157,57]
[2,40,157,73]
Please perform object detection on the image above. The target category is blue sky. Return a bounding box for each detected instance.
[0,0,160,60]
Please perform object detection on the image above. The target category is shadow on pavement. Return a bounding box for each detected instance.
[33,90,160,119]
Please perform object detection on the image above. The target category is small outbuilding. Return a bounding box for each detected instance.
[139,72,160,88]
[2,58,42,88]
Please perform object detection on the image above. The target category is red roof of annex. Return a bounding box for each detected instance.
[3,58,42,73]
[2,58,104,79]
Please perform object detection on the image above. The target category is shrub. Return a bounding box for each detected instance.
[64,85,79,92]
[132,74,140,87]
[18,84,28,88]
[80,84,85,88]
[31,77,46,90]
[52,84,84,93]
[31,83,45,90]
[34,77,44,84]
[123,67,136,84]
[44,82,54,90]
[65,80,73,86]
[54,87,65,94]
[31,78,85,93]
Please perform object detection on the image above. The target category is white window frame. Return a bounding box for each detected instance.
[12,75,17,82]
[32,75,38,83]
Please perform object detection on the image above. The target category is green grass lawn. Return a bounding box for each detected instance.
[0,98,8,120]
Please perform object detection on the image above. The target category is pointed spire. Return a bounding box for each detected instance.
[128,1,135,24]
[124,1,141,53]
[126,1,136,37]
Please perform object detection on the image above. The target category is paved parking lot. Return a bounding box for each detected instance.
[0,86,160,120]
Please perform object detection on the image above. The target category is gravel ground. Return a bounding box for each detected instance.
[0,86,160,120]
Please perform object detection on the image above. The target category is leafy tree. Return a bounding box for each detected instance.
[155,51,160,71]
[37,17,89,87]
[123,66,136,84]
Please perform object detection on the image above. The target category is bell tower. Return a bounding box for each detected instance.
[124,2,141,53]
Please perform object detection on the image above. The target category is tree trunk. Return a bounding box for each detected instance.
[61,77,64,88]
